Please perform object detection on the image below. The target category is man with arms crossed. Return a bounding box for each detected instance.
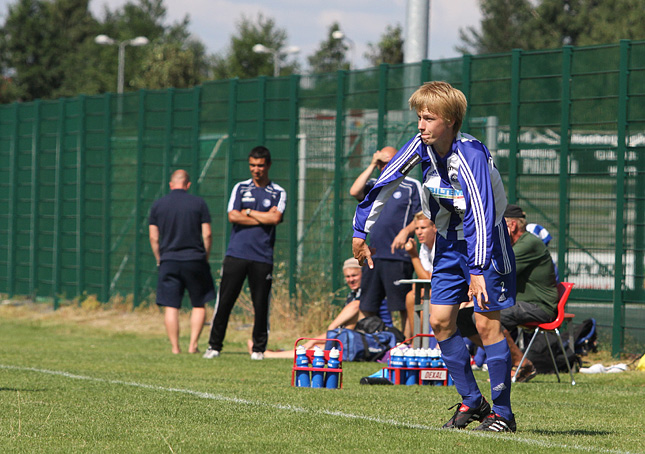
[204,146,286,361]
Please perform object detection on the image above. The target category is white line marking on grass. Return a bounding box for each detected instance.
[1,364,634,454]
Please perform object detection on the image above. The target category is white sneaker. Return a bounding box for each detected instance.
[606,363,628,373]
[250,352,264,361]
[580,363,605,374]
[203,347,220,359]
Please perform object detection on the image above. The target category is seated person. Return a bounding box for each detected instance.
[397,212,436,337]
[457,204,559,382]
[255,257,390,358]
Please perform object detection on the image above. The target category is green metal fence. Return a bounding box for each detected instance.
[1,40,643,354]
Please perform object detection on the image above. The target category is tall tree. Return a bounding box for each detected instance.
[0,0,99,101]
[307,23,350,74]
[364,24,404,67]
[133,41,203,89]
[96,0,208,92]
[457,0,535,54]
[211,13,299,79]
[0,0,208,102]
[459,0,645,55]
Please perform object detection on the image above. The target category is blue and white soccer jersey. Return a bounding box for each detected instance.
[353,133,516,312]
[226,179,287,264]
[419,242,435,273]
[365,176,422,260]
[526,223,552,246]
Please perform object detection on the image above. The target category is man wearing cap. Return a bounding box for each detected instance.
[458,204,559,382]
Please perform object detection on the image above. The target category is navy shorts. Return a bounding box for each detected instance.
[431,235,516,313]
[156,260,216,309]
[360,259,413,312]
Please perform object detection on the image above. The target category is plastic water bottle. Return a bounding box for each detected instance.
[389,347,404,384]
[295,345,310,388]
[430,348,442,368]
[404,349,419,385]
[325,347,341,389]
[311,347,326,388]
[417,348,430,385]
[429,349,443,386]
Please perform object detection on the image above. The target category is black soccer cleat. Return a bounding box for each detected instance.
[472,412,517,432]
[441,398,491,429]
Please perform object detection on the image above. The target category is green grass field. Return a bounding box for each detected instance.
[1,307,643,454]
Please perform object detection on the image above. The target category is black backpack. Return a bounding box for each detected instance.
[355,315,405,344]
[571,318,598,356]
[524,331,581,374]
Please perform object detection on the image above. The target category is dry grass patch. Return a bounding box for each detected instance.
[0,282,342,352]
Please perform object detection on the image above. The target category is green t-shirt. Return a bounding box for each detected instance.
[513,231,558,315]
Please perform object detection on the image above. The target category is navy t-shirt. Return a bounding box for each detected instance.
[149,189,211,262]
[344,288,393,327]
[226,179,287,264]
[365,176,422,261]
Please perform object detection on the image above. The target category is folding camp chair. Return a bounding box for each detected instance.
[513,282,576,385]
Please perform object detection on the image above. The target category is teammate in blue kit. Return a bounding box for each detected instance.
[350,146,422,332]
[203,146,286,361]
[352,81,517,432]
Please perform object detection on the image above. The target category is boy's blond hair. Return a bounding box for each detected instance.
[408,81,467,134]
[413,211,432,222]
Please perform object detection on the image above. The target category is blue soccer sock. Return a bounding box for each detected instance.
[484,339,513,420]
[439,331,482,408]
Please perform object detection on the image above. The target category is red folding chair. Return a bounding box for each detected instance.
[513,282,576,385]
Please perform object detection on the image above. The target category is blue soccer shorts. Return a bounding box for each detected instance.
[430,235,516,312]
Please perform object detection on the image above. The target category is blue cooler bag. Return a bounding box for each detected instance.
[325,328,397,362]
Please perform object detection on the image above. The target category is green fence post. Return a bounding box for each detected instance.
[612,40,631,357]
[7,103,19,298]
[461,55,472,132]
[102,94,113,303]
[508,49,522,203]
[53,99,66,310]
[163,88,174,191]
[30,100,41,297]
[377,64,388,149]
[224,79,238,255]
[133,90,146,307]
[258,76,267,144]
[288,74,300,300]
[558,47,572,284]
[421,59,432,84]
[77,96,87,299]
[192,86,201,194]
[333,70,347,291]
[634,149,645,299]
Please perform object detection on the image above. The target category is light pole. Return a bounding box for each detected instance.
[253,43,300,77]
[331,30,355,70]
[95,34,149,94]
